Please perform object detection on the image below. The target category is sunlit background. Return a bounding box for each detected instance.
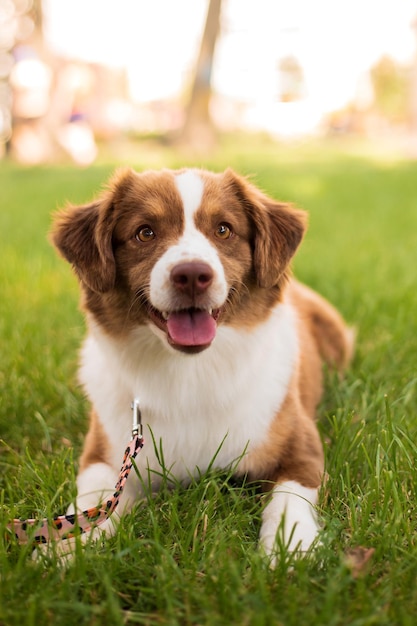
[1,0,417,164]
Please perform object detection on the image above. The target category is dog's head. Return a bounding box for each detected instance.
[52,168,306,354]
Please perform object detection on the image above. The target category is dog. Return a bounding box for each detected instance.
[51,167,353,559]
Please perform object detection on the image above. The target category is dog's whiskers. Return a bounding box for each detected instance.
[133,286,150,308]
[226,281,250,312]
[123,285,150,328]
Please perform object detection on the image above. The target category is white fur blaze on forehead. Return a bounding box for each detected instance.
[149,170,228,313]
[174,170,204,221]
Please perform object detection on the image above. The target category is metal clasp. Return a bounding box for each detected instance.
[131,398,143,438]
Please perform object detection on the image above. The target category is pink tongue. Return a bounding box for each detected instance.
[167,309,217,346]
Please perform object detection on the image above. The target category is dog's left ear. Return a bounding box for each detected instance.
[224,169,307,289]
[51,194,116,293]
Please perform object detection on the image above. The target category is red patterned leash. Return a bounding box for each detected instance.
[7,399,144,545]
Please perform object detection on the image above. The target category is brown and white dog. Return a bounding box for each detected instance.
[52,167,353,559]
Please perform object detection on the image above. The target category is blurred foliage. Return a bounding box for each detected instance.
[370,55,410,123]
[278,55,305,103]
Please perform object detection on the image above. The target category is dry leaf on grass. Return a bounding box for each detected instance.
[344,546,375,578]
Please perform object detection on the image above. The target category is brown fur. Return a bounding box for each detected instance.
[79,410,111,471]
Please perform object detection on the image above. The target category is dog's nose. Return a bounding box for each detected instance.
[170,262,214,297]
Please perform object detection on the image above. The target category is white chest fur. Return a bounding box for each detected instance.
[79,301,298,491]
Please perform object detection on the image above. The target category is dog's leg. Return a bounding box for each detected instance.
[33,461,132,563]
[74,461,121,514]
[71,459,137,537]
[259,480,320,561]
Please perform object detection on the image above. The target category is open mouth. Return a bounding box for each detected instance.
[148,305,222,353]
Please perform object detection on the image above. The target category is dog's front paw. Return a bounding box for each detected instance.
[31,516,115,567]
[32,536,79,566]
[259,480,321,565]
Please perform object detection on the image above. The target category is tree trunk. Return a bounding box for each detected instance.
[410,17,417,156]
[180,0,222,149]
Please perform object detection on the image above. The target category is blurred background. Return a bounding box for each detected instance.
[1,0,417,165]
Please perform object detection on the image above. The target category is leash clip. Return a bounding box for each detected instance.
[131,397,143,439]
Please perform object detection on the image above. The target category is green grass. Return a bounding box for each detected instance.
[1,135,417,625]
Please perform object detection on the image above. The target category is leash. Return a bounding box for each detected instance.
[6,399,144,545]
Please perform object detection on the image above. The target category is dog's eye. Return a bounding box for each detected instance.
[215,223,233,240]
[135,226,155,242]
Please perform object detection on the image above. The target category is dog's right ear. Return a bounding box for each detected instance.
[51,196,116,293]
